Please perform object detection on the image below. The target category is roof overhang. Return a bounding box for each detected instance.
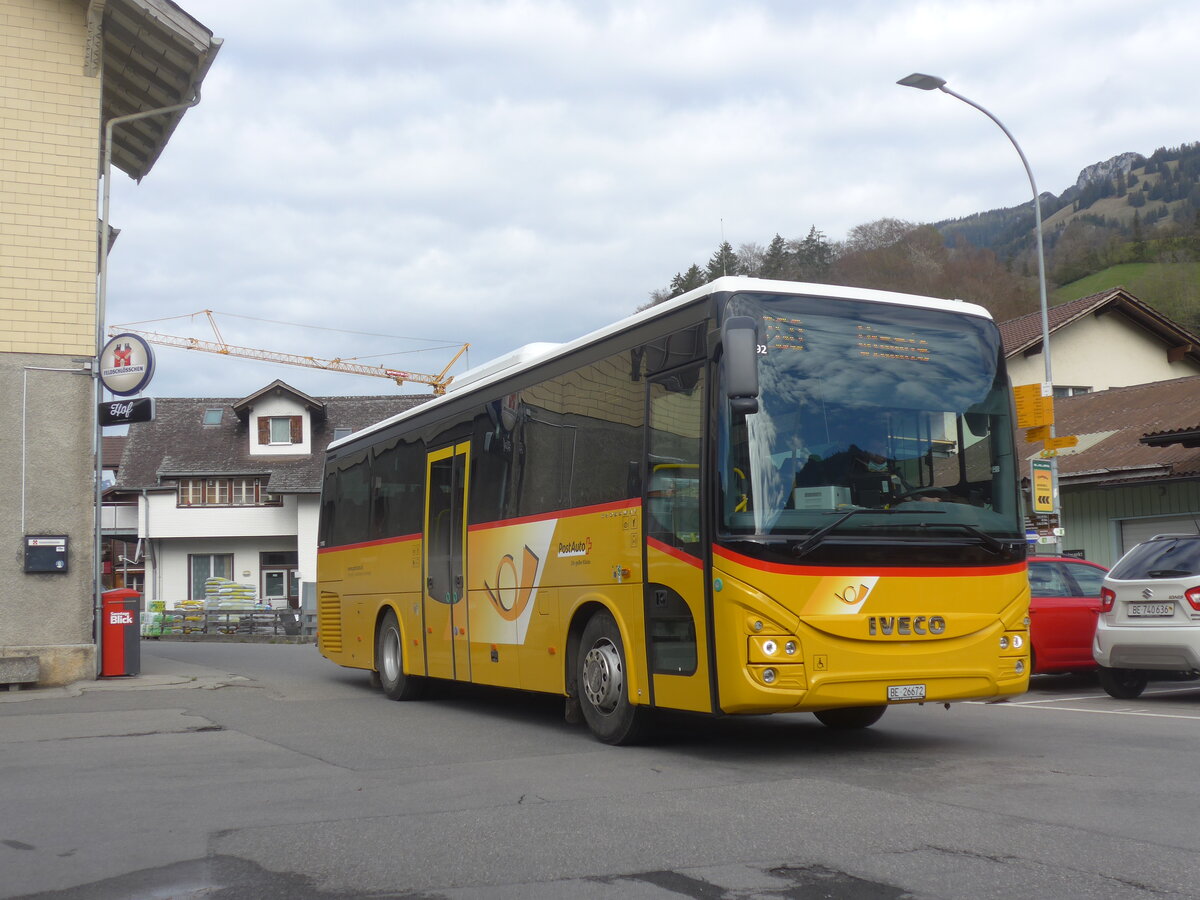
[92,0,222,181]
[1141,428,1200,449]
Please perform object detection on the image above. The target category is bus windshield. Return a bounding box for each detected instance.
[718,291,1022,546]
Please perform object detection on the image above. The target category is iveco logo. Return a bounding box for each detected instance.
[868,615,947,636]
[1142,588,1155,600]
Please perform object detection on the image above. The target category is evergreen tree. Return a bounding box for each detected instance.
[1131,210,1146,264]
[705,242,739,281]
[795,225,833,280]
[760,234,789,279]
[670,264,707,297]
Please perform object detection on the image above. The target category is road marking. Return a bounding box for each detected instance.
[969,689,1200,720]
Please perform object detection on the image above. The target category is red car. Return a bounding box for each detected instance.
[1027,556,1110,674]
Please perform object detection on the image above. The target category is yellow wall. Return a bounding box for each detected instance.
[0,0,99,356]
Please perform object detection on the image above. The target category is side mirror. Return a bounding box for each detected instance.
[722,316,760,415]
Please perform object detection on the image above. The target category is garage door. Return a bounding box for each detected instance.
[1120,515,1200,554]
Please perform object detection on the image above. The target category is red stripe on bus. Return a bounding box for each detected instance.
[646,536,703,569]
[318,533,420,554]
[468,498,641,533]
[713,544,1025,578]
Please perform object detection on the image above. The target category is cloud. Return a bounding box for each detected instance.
[104,0,1200,399]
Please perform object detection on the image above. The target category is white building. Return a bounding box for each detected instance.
[110,381,423,612]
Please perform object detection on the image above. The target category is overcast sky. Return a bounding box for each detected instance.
[105,0,1200,400]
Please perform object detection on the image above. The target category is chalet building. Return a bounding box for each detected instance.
[1000,287,1200,396]
[0,0,219,685]
[1048,377,1200,566]
[1000,289,1200,566]
[109,381,423,612]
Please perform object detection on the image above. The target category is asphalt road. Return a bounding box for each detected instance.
[3,641,1199,900]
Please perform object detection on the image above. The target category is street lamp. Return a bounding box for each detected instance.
[898,72,1058,544]
[897,73,1052,386]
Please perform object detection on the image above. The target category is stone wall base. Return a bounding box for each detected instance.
[0,644,95,686]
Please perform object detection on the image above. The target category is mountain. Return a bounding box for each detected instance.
[935,142,1200,271]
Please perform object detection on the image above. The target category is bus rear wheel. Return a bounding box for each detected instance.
[577,611,650,745]
[814,705,887,729]
[376,609,425,701]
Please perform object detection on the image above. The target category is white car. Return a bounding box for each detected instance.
[1094,533,1200,699]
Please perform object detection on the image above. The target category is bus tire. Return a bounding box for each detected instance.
[814,705,887,729]
[1097,666,1147,699]
[577,610,650,745]
[376,609,425,701]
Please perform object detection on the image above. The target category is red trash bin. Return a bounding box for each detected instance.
[101,589,141,676]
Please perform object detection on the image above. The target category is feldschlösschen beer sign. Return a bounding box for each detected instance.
[99,333,155,396]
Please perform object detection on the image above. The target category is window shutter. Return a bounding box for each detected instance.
[290,416,303,443]
[258,418,270,445]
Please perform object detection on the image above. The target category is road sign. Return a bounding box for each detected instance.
[1025,425,1050,443]
[1031,459,1054,513]
[99,397,155,426]
[1014,383,1054,428]
[1045,434,1078,450]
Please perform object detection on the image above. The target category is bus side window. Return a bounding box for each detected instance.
[647,368,704,551]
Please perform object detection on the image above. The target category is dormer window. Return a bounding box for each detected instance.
[259,415,302,446]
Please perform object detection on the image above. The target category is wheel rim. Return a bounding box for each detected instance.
[582,638,623,715]
[381,626,400,683]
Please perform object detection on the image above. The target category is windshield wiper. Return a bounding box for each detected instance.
[1147,568,1194,578]
[931,521,1005,554]
[792,508,930,560]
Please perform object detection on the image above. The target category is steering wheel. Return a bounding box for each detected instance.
[892,486,953,503]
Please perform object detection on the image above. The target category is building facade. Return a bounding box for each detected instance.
[110,381,421,616]
[0,0,219,684]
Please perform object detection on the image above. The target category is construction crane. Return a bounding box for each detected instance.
[109,310,468,395]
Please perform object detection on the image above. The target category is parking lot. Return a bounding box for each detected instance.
[3,643,1200,900]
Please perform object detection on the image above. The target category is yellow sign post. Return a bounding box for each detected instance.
[1031,459,1054,513]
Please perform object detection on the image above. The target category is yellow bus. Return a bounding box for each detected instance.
[317,276,1029,743]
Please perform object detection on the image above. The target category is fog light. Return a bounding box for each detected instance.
[784,640,797,655]
[999,635,1009,650]
[762,668,777,684]
[762,640,777,656]
[1014,660,1025,674]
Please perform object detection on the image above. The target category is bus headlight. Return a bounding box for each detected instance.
[1012,635,1024,649]
[762,640,777,656]
[784,640,797,655]
[999,635,1009,650]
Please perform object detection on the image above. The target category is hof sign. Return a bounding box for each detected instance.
[99,332,155,396]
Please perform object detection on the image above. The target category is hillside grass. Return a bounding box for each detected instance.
[1053,261,1200,331]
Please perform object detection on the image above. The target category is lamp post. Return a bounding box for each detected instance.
[897,72,1058,548]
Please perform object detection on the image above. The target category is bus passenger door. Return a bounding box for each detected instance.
[644,367,711,713]
[424,442,470,681]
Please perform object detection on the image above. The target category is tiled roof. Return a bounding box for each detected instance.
[999,288,1200,364]
[1028,376,1200,484]
[115,389,428,494]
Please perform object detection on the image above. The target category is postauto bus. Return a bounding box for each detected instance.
[316,277,1029,743]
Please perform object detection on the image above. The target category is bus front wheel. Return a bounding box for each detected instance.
[376,609,425,701]
[577,611,649,745]
[814,705,887,729]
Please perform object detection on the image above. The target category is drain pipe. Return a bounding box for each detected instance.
[93,89,204,675]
